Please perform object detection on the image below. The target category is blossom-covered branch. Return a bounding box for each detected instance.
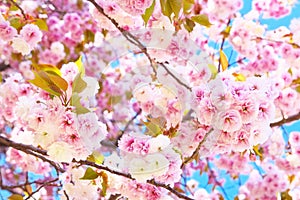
[74,159,194,200]
[0,135,65,173]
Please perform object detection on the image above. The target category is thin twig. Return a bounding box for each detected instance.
[218,19,231,72]
[158,62,192,92]
[86,0,157,76]
[228,57,246,67]
[181,128,213,168]
[206,158,230,200]
[24,178,59,200]
[7,0,27,19]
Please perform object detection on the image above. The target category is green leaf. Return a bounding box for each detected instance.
[191,14,212,27]
[281,190,292,200]
[183,0,194,14]
[169,0,182,17]
[47,73,68,91]
[75,55,85,76]
[8,194,24,200]
[292,77,300,85]
[33,19,48,31]
[29,69,68,94]
[220,50,228,71]
[160,0,173,20]
[29,71,62,96]
[70,93,90,114]
[32,63,62,76]
[109,95,122,105]
[72,73,87,93]
[87,151,104,165]
[142,116,166,136]
[142,0,156,26]
[9,4,19,11]
[9,17,22,30]
[183,18,195,32]
[84,29,95,43]
[207,64,217,79]
[125,91,132,100]
[80,167,99,180]
[295,85,300,93]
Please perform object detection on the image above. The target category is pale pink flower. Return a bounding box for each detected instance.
[214,109,242,132]
[235,97,259,123]
[11,37,31,55]
[289,131,300,147]
[0,21,17,41]
[20,24,42,47]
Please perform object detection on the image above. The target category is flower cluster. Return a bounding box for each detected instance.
[193,74,278,154]
[108,133,182,184]
[238,162,289,199]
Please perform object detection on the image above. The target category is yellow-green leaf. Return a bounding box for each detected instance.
[142,0,156,26]
[160,0,173,20]
[109,95,122,105]
[295,85,300,93]
[9,4,19,11]
[232,73,246,82]
[220,50,228,71]
[253,144,263,160]
[207,64,217,79]
[36,70,67,93]
[80,167,99,180]
[221,26,231,38]
[191,14,212,27]
[9,17,22,30]
[75,56,85,76]
[169,0,182,17]
[8,194,24,200]
[32,63,62,76]
[142,116,165,136]
[183,0,194,14]
[84,29,95,43]
[87,151,104,165]
[29,71,62,96]
[99,171,108,197]
[183,18,195,32]
[292,77,300,85]
[33,19,48,31]
[47,73,68,91]
[70,93,90,114]
[281,190,292,200]
[72,73,87,93]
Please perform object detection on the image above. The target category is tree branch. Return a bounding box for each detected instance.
[73,159,194,200]
[270,112,300,127]
[86,0,157,76]
[0,135,65,173]
[0,135,47,155]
